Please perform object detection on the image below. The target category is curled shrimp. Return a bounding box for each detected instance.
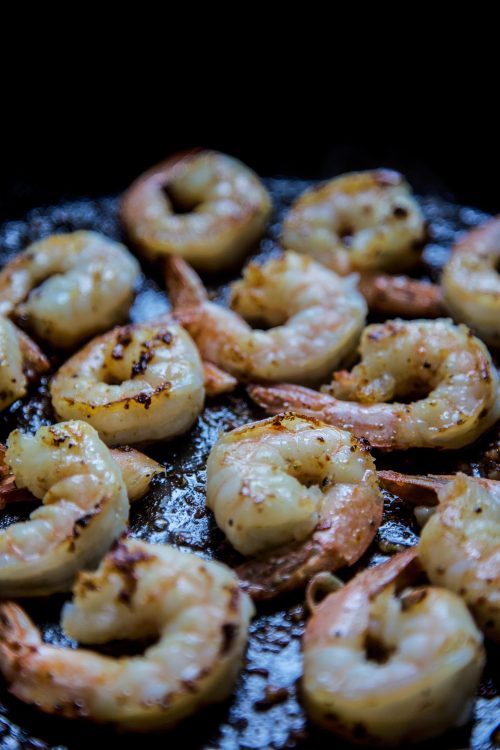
[0,231,140,349]
[249,318,500,450]
[0,538,254,731]
[282,170,426,275]
[443,215,500,346]
[0,444,163,508]
[206,414,382,599]
[50,319,204,446]
[0,420,128,597]
[0,316,49,410]
[379,470,500,642]
[166,252,366,385]
[121,149,271,271]
[303,549,485,746]
[281,170,443,318]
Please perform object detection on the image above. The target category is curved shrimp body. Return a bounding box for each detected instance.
[0,443,163,508]
[168,252,367,385]
[0,421,128,597]
[0,539,254,731]
[417,473,500,642]
[249,319,500,450]
[206,414,383,599]
[50,319,204,446]
[442,216,500,346]
[303,550,485,746]
[0,316,27,409]
[282,170,426,276]
[0,231,140,349]
[0,317,49,409]
[121,150,271,271]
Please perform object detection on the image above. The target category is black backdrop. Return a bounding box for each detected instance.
[1,98,499,217]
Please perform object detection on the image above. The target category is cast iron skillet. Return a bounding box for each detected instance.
[0,157,499,750]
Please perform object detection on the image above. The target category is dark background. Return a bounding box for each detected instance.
[1,18,497,217]
[1,89,499,218]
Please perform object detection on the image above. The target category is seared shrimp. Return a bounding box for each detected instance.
[206,414,382,599]
[0,231,140,348]
[0,443,163,508]
[443,216,500,346]
[249,318,500,449]
[50,319,204,446]
[0,421,128,597]
[0,316,49,410]
[0,538,254,731]
[282,170,426,275]
[303,550,485,746]
[380,471,500,642]
[167,252,366,385]
[121,150,271,271]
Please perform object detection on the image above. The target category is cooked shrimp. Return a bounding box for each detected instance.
[206,414,382,599]
[0,316,49,410]
[249,318,500,449]
[303,549,485,746]
[121,149,271,271]
[358,274,444,318]
[0,421,128,597]
[282,170,426,275]
[381,471,500,642]
[167,252,366,385]
[50,319,204,446]
[0,538,254,731]
[0,442,163,509]
[0,231,140,348]
[443,216,500,346]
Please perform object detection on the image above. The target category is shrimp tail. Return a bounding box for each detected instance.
[203,362,238,397]
[358,274,445,318]
[248,383,335,417]
[164,255,208,309]
[0,444,33,507]
[0,603,42,677]
[377,470,452,505]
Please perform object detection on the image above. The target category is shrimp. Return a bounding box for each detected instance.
[249,318,500,450]
[442,215,500,346]
[121,149,271,271]
[166,252,367,385]
[0,538,254,731]
[303,549,485,746]
[0,316,49,410]
[0,444,163,508]
[0,231,140,348]
[0,421,128,597]
[282,169,426,276]
[50,319,205,446]
[379,470,500,642]
[206,414,383,599]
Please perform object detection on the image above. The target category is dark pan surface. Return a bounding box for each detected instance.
[0,177,499,750]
